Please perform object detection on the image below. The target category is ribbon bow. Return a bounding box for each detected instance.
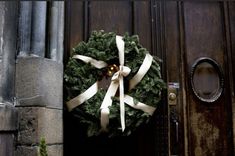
[112,65,131,82]
[100,36,130,131]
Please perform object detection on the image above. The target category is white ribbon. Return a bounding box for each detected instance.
[67,82,99,111]
[124,95,156,115]
[129,53,153,90]
[73,55,107,69]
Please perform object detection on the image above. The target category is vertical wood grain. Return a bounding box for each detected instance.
[133,1,152,52]
[184,2,233,156]
[89,1,132,35]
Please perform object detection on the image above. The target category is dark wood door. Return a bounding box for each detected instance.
[165,1,234,156]
[64,1,235,156]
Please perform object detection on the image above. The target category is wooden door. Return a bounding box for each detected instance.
[64,1,235,156]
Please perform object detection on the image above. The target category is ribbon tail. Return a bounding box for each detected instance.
[100,108,110,132]
[120,77,125,131]
[100,81,119,131]
[116,35,128,131]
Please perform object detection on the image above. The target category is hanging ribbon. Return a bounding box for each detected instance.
[100,36,131,131]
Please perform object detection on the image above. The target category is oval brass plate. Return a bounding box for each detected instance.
[190,57,224,103]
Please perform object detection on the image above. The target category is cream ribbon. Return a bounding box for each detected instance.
[72,55,107,69]
[67,82,99,112]
[100,36,131,132]
[66,35,154,132]
[129,53,153,90]
[124,95,156,115]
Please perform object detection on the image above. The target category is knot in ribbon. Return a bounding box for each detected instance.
[111,65,131,82]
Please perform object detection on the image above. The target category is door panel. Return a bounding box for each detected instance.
[90,1,132,34]
[184,2,224,64]
[133,1,152,51]
[184,2,233,156]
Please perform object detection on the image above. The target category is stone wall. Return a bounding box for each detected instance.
[0,104,18,156]
[0,1,64,156]
[14,1,64,156]
[15,57,63,156]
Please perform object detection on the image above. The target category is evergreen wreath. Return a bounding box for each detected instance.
[64,30,165,137]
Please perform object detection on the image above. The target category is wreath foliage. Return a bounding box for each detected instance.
[64,30,165,137]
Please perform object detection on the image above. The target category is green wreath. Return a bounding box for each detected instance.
[64,30,165,137]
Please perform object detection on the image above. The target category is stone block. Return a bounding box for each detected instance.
[0,103,18,131]
[15,144,63,156]
[14,146,37,156]
[47,144,63,156]
[16,57,63,109]
[0,133,15,156]
[17,107,63,145]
